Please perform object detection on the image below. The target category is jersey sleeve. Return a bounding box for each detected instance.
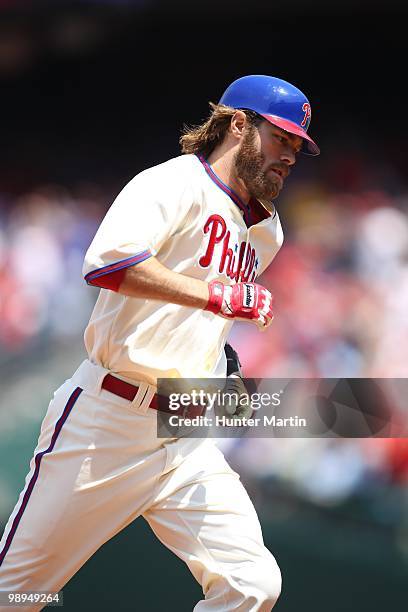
[83,164,194,288]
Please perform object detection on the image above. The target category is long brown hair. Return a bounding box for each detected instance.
[179,103,262,158]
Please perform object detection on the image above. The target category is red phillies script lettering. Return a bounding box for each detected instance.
[199,214,258,282]
[199,214,226,268]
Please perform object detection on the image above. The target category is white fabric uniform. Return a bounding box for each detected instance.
[0,154,284,611]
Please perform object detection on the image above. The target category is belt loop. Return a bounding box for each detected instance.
[93,365,110,396]
[71,359,109,396]
[130,383,151,414]
[141,386,157,413]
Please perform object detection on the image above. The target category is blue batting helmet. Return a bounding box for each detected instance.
[219,75,319,156]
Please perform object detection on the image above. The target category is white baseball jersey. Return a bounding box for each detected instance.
[83,153,284,385]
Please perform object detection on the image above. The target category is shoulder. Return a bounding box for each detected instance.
[124,155,202,197]
[109,156,206,222]
[135,154,200,182]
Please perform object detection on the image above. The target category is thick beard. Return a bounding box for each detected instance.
[234,125,280,201]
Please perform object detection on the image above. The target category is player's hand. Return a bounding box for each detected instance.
[205,280,273,330]
[214,374,253,425]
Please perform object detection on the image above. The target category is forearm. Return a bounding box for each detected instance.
[100,256,272,330]
[117,256,209,309]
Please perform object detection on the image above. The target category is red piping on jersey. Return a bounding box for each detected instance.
[84,250,152,288]
[0,387,83,568]
[197,154,252,225]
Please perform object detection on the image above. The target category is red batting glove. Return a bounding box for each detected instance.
[205,281,274,330]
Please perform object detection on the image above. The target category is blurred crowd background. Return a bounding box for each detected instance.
[0,1,407,610]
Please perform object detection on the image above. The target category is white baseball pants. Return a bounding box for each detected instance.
[0,360,281,611]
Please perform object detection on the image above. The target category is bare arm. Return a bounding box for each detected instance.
[117,256,210,309]
[100,256,272,329]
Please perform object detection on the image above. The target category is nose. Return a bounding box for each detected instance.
[280,147,297,166]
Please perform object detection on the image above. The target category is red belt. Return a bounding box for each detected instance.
[101,373,206,417]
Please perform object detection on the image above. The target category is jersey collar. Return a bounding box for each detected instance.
[196,154,252,225]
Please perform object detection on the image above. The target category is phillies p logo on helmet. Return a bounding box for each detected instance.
[301,102,311,129]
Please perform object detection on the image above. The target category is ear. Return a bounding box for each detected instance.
[230,110,248,139]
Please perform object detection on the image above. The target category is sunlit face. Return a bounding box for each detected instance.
[234,120,303,201]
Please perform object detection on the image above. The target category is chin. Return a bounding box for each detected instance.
[249,179,280,201]
[264,179,280,200]
[265,185,280,200]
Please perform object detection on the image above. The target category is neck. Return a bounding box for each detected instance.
[206,145,250,204]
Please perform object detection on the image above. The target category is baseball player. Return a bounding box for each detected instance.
[0,75,319,611]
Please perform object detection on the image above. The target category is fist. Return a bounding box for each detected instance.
[205,280,274,330]
[214,374,253,425]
